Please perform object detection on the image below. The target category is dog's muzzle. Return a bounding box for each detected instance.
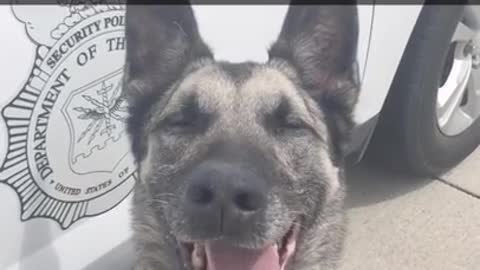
[175,160,300,270]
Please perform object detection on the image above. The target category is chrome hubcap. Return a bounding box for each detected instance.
[436,13,480,136]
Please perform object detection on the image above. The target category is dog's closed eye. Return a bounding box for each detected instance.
[265,97,313,137]
[157,94,211,134]
[164,111,195,128]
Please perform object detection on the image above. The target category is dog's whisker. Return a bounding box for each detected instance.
[154,193,177,199]
[289,210,314,220]
[147,198,172,208]
[291,221,309,231]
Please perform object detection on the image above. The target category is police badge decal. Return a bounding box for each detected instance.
[0,3,136,229]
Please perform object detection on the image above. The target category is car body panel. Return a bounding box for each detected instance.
[354,5,423,124]
[348,5,424,162]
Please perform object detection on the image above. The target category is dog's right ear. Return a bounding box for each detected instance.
[268,4,359,163]
[123,4,212,104]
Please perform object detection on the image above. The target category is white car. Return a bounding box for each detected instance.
[0,3,479,270]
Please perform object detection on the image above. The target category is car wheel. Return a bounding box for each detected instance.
[367,5,480,177]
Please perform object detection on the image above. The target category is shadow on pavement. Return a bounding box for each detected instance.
[19,219,60,270]
[344,159,434,209]
[83,240,135,270]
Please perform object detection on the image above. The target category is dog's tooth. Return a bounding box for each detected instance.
[193,243,205,256]
[192,243,205,270]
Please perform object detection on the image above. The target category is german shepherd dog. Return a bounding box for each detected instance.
[123,3,359,270]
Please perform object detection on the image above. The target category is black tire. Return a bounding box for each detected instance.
[366,5,480,177]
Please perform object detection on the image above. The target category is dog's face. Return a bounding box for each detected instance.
[124,4,358,270]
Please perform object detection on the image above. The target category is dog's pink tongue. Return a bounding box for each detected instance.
[205,242,280,270]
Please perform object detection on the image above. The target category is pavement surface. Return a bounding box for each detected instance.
[83,147,480,270]
[340,147,480,270]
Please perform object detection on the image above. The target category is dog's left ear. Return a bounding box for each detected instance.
[123,4,212,161]
[123,4,212,104]
[269,4,359,161]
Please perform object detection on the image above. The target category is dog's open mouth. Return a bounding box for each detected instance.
[179,223,300,270]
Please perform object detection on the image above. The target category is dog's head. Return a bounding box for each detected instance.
[124,4,358,270]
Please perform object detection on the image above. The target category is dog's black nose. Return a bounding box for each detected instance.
[184,161,267,234]
[186,161,267,213]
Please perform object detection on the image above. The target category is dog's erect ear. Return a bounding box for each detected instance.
[269,5,359,162]
[269,4,359,89]
[123,4,212,161]
[124,4,212,103]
